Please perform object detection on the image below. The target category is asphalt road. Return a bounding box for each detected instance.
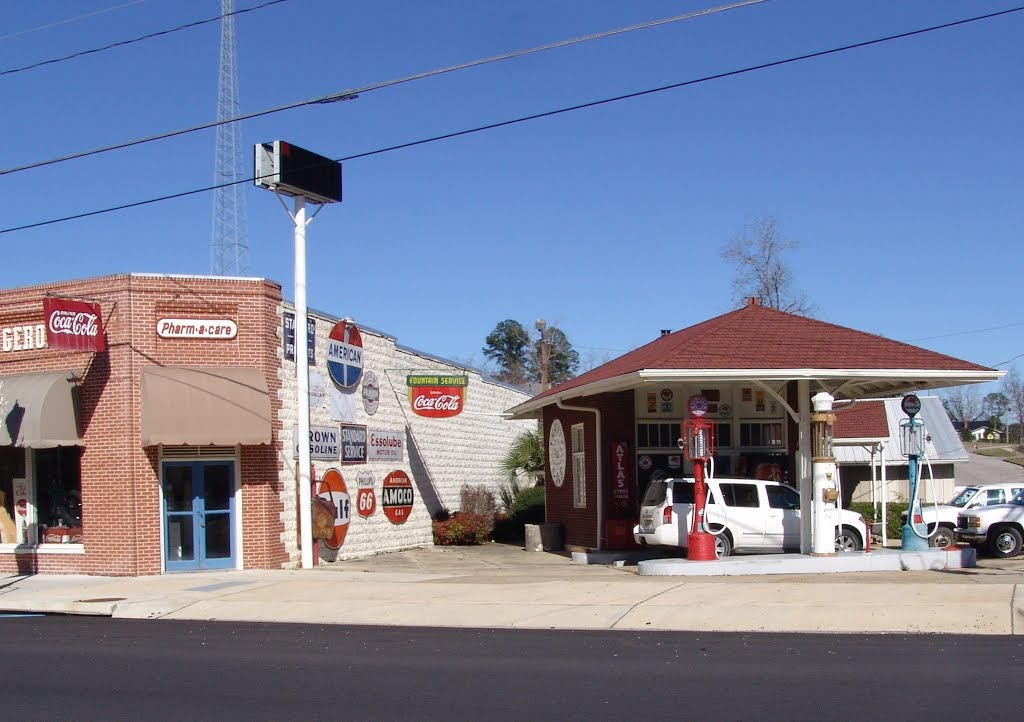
[4,617,1022,721]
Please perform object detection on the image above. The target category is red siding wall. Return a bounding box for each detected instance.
[0,274,285,575]
[542,391,635,550]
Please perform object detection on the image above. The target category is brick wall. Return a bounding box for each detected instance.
[0,274,284,575]
[278,307,535,563]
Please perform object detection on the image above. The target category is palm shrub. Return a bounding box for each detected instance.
[498,428,544,511]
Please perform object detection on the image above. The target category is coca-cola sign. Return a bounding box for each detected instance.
[43,298,105,353]
[406,374,468,418]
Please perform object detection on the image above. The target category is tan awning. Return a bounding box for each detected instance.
[140,366,272,446]
[0,372,82,448]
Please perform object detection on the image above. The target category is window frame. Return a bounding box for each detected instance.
[571,423,586,508]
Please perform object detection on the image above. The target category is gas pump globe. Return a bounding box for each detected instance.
[681,395,717,561]
[900,394,930,551]
[810,392,839,555]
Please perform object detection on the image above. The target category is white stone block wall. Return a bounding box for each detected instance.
[277,305,535,563]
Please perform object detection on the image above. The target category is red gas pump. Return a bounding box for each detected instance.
[682,395,716,561]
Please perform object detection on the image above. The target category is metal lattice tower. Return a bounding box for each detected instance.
[211,0,250,276]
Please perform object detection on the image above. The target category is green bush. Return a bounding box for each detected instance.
[848,502,909,539]
[432,512,491,545]
[491,485,545,542]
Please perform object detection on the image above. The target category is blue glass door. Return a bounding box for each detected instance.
[163,461,236,571]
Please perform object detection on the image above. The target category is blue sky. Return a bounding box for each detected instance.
[1,0,1020,398]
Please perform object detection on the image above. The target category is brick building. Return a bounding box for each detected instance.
[0,274,532,575]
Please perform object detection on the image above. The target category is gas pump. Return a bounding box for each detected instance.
[899,393,930,551]
[681,394,716,561]
[810,392,838,556]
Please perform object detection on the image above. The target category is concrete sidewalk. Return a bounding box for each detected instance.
[2,543,1022,635]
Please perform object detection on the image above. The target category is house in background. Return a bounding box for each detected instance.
[833,396,967,506]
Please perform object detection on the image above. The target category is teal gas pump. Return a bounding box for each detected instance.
[900,394,929,551]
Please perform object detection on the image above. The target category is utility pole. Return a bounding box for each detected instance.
[535,319,549,391]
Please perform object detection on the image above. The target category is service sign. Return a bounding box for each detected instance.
[327,320,363,389]
[340,423,367,464]
[292,425,340,460]
[316,469,350,549]
[282,311,315,364]
[382,470,414,524]
[367,429,404,461]
[406,374,468,418]
[44,298,105,352]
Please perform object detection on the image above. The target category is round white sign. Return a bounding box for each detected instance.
[362,371,380,415]
[548,419,567,488]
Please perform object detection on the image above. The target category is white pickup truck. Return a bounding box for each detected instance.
[902,482,1024,548]
[955,489,1024,558]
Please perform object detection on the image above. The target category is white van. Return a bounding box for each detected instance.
[633,476,868,557]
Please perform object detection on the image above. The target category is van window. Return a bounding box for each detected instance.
[672,483,695,504]
[718,482,760,508]
[642,481,668,506]
[766,485,800,510]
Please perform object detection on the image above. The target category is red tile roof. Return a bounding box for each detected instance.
[531,300,993,403]
[833,401,889,439]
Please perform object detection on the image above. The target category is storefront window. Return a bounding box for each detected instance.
[739,421,784,448]
[35,447,83,543]
[0,447,26,544]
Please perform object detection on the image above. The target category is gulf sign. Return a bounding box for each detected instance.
[316,468,351,549]
[327,320,363,390]
[381,470,414,524]
[406,374,468,418]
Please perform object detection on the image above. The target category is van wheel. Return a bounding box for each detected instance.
[713,531,732,558]
[988,527,1023,559]
[929,526,955,548]
[834,526,862,552]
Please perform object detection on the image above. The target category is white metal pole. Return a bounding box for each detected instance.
[294,195,313,569]
[880,442,888,547]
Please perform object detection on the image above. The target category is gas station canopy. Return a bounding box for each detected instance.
[510,299,1002,418]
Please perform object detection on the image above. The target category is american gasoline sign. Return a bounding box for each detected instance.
[381,470,414,525]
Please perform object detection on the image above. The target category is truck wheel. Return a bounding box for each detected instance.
[929,526,955,548]
[988,527,1023,559]
[713,531,732,558]
[834,526,862,552]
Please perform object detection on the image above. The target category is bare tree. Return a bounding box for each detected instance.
[941,386,983,436]
[721,215,815,315]
[1003,368,1024,447]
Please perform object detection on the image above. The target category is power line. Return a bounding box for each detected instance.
[0,0,293,78]
[2,4,1022,235]
[0,0,769,177]
[0,1,148,42]
[910,321,1024,342]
